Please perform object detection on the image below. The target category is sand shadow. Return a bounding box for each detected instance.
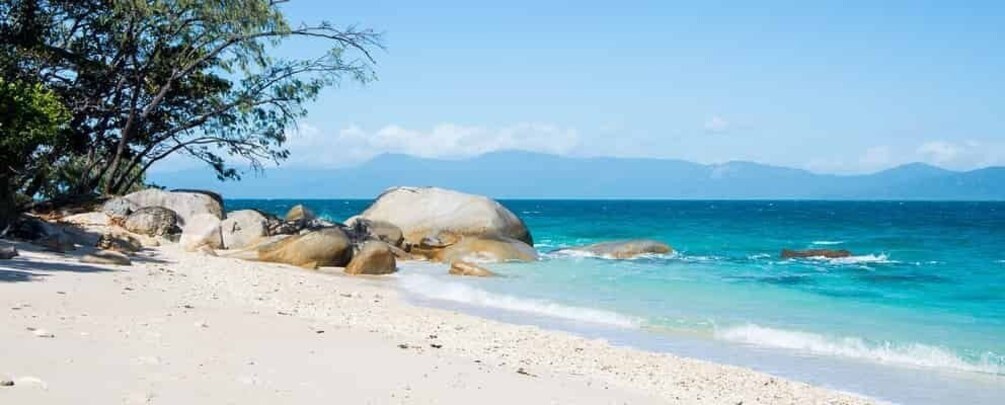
[0,254,118,283]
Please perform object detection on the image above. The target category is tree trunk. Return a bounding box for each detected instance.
[0,175,16,234]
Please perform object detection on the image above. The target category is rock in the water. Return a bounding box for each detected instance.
[449,261,496,277]
[346,217,405,247]
[119,189,223,226]
[124,207,179,236]
[257,227,352,268]
[221,210,269,250]
[781,249,852,259]
[358,187,533,246]
[345,241,397,275]
[559,240,672,259]
[0,245,18,259]
[179,213,223,252]
[285,204,315,222]
[60,212,111,226]
[81,250,131,265]
[415,235,538,263]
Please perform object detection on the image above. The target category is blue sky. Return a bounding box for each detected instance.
[164,1,1005,174]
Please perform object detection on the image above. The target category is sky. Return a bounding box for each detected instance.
[159,0,1005,175]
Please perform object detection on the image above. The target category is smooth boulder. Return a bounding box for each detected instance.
[102,198,138,219]
[560,240,673,259]
[81,250,131,265]
[414,235,538,263]
[449,261,496,277]
[179,213,223,252]
[285,204,315,222]
[257,227,352,269]
[61,212,111,227]
[344,241,397,275]
[781,249,852,259]
[358,187,533,246]
[221,210,269,249]
[118,189,223,226]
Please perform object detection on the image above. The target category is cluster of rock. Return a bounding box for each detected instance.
[3,185,675,278]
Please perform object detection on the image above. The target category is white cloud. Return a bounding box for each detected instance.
[916,141,962,165]
[704,116,730,133]
[283,122,581,167]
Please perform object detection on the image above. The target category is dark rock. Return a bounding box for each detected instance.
[124,206,180,236]
[0,245,17,259]
[781,249,852,259]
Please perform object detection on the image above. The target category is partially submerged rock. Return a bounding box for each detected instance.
[449,261,496,277]
[344,241,397,275]
[221,210,269,250]
[781,249,852,259]
[81,250,131,266]
[257,227,352,268]
[414,235,538,263]
[358,187,533,246]
[179,213,223,252]
[124,207,179,236]
[558,240,673,259]
[117,188,223,226]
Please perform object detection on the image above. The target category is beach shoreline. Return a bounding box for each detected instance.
[1,241,871,404]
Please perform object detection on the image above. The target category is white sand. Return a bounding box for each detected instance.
[1,241,871,404]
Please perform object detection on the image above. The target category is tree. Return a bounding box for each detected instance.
[2,0,381,198]
[0,78,70,229]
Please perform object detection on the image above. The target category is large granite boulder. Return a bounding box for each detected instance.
[357,187,532,246]
[449,261,496,277]
[115,189,223,226]
[781,249,852,259]
[179,213,223,252]
[558,240,673,259]
[221,210,269,250]
[124,206,179,236]
[413,234,538,263]
[257,227,351,269]
[101,198,139,219]
[344,241,397,275]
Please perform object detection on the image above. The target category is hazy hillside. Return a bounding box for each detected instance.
[149,151,1005,200]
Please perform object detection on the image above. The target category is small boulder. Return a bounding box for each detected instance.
[33,232,77,253]
[124,207,179,236]
[97,233,143,254]
[346,217,405,247]
[781,249,852,259]
[81,250,131,265]
[221,210,269,250]
[449,261,496,277]
[179,213,223,252]
[345,241,397,275]
[102,197,139,219]
[119,189,223,226]
[0,245,18,259]
[257,227,352,268]
[285,204,315,222]
[559,240,672,259]
[357,187,533,246]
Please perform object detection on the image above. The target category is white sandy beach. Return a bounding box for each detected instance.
[1,241,871,404]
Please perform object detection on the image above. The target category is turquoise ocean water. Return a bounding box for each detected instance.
[230,199,1004,403]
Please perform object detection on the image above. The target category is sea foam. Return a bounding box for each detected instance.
[811,240,846,245]
[398,274,640,328]
[716,324,1002,375]
[807,254,894,265]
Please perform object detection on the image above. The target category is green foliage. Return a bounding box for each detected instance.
[0,78,69,175]
[1,0,381,197]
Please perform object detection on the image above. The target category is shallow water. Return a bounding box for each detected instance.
[230,199,1005,403]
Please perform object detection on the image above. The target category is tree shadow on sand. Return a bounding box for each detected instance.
[0,256,119,283]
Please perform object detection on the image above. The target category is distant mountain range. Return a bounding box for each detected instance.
[150,151,1005,200]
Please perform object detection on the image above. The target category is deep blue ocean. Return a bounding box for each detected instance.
[230,199,1005,402]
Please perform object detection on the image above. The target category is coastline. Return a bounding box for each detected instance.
[1,241,870,404]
